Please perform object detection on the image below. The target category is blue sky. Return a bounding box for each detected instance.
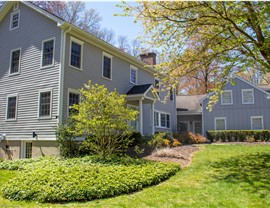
[86,1,143,42]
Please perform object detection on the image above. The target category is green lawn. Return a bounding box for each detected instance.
[0,144,269,207]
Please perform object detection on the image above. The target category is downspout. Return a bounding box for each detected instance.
[58,26,72,125]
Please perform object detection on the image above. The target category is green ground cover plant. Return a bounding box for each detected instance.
[0,156,179,203]
[0,144,269,207]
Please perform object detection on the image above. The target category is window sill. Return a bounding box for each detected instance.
[69,65,83,71]
[102,76,112,82]
[155,126,170,129]
[9,72,20,77]
[242,102,255,105]
[38,116,52,120]
[5,119,17,122]
[221,103,233,105]
[40,64,55,70]
[130,81,137,85]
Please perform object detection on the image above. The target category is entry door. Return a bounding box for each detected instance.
[21,141,32,158]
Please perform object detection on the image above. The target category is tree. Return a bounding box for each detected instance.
[130,39,142,58]
[120,1,270,107]
[71,81,138,156]
[117,35,131,53]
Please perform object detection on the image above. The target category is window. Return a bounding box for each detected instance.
[70,37,83,69]
[39,90,52,118]
[215,117,226,130]
[25,142,32,158]
[194,121,202,134]
[170,89,174,101]
[242,89,254,104]
[154,111,170,128]
[127,105,139,131]
[221,90,233,105]
[130,66,137,84]
[10,11,20,30]
[68,89,80,116]
[42,38,54,67]
[154,79,160,95]
[13,3,19,11]
[6,95,18,120]
[102,52,112,80]
[251,116,263,130]
[9,48,21,75]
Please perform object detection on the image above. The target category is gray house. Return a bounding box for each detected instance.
[0,2,176,160]
[202,77,270,135]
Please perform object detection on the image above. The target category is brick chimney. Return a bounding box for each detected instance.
[140,52,157,65]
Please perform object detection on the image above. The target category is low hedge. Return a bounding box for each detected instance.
[1,156,180,203]
[206,130,270,142]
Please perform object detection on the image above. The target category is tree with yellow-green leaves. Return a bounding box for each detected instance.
[119,1,270,108]
[57,81,138,157]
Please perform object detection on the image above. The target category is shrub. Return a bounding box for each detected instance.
[206,130,270,142]
[1,156,180,203]
[172,139,181,147]
[173,132,206,144]
[127,131,142,146]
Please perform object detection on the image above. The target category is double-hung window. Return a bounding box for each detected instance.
[6,94,18,120]
[215,117,226,130]
[70,37,83,69]
[9,48,21,75]
[221,90,233,105]
[42,38,54,67]
[102,52,112,80]
[251,116,263,130]
[130,66,137,84]
[10,11,20,30]
[242,89,254,104]
[154,111,170,128]
[39,90,52,118]
[68,89,80,116]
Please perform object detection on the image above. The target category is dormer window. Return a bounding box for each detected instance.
[10,11,20,30]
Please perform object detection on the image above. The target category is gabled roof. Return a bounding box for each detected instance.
[126,84,160,101]
[0,1,156,75]
[201,76,270,103]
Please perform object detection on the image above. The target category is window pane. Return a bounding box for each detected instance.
[179,122,189,132]
[12,13,19,29]
[222,91,232,104]
[40,92,51,117]
[103,56,111,79]
[43,40,54,66]
[252,118,263,130]
[194,122,202,134]
[243,90,253,103]
[130,68,136,83]
[70,42,81,68]
[166,114,170,128]
[7,97,17,119]
[10,50,20,74]
[216,119,225,130]
[69,92,79,115]
[161,113,166,127]
[25,143,32,159]
[154,112,159,126]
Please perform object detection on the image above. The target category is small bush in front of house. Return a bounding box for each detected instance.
[206,130,270,142]
[173,132,206,144]
[1,156,180,203]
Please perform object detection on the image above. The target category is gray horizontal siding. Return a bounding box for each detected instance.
[62,33,176,134]
[202,78,270,135]
[0,3,62,140]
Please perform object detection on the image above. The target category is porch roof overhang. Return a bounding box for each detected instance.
[126,84,160,102]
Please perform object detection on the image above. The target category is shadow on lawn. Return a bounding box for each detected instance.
[211,152,270,198]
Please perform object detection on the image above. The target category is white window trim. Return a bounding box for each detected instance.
[69,36,84,70]
[38,88,53,119]
[127,104,139,131]
[20,141,33,159]
[193,121,202,134]
[154,110,171,129]
[130,65,138,85]
[214,117,227,130]
[13,3,19,11]
[6,93,18,121]
[40,37,55,69]
[67,88,81,116]
[221,90,233,105]
[242,89,254,104]
[9,47,21,76]
[102,52,113,81]
[251,116,264,130]
[9,10,20,31]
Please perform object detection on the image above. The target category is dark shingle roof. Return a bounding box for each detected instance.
[176,94,207,111]
[126,84,152,95]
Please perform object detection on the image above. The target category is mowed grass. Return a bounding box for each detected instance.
[0,144,269,208]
